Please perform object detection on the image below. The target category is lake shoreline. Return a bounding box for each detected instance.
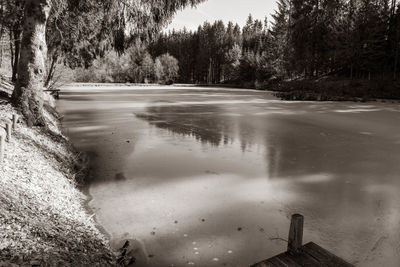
[61,79,400,102]
[194,79,400,102]
[0,93,116,265]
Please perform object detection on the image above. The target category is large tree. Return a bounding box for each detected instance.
[12,0,205,126]
[12,0,51,126]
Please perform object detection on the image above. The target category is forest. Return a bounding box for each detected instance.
[67,0,400,91]
[75,0,400,91]
[149,0,400,99]
[0,0,400,101]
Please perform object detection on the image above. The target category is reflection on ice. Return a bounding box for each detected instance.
[294,173,333,184]
[334,108,382,113]
[67,125,110,133]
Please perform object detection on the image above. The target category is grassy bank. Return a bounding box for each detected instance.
[266,78,400,101]
[0,98,115,265]
[202,78,400,101]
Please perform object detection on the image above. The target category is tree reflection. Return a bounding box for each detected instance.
[136,104,235,147]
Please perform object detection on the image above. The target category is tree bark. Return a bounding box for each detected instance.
[12,0,52,126]
[0,1,4,69]
[9,31,14,71]
[11,28,21,82]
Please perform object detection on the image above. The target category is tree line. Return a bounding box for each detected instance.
[149,0,400,85]
[75,43,179,84]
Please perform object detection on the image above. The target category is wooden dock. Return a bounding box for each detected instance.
[251,214,354,267]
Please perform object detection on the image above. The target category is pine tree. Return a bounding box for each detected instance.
[271,0,291,77]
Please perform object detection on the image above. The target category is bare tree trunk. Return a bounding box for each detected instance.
[9,32,14,71]
[12,0,52,127]
[44,52,58,88]
[11,28,21,82]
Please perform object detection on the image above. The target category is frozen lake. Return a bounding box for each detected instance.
[58,84,400,267]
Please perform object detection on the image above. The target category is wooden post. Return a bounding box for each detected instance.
[5,122,11,142]
[0,134,4,162]
[12,114,18,130]
[287,214,304,253]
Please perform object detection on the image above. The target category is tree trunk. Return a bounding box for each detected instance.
[0,45,3,69]
[11,29,21,82]
[9,32,14,71]
[0,3,4,69]
[395,43,398,80]
[12,0,52,127]
[44,52,58,88]
[0,38,3,69]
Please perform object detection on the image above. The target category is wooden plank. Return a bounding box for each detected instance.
[276,253,302,266]
[267,256,289,267]
[302,242,354,267]
[300,248,330,266]
[301,243,331,265]
[288,250,322,266]
[250,255,291,267]
[250,260,276,267]
[251,244,354,267]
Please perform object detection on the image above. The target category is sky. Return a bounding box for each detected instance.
[165,0,278,32]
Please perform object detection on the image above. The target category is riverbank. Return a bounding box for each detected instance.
[199,78,400,101]
[262,78,400,101]
[0,97,115,265]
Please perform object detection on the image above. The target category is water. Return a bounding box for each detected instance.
[58,84,400,267]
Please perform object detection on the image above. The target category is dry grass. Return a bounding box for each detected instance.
[0,102,115,266]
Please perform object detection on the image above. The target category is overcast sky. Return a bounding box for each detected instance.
[165,0,278,32]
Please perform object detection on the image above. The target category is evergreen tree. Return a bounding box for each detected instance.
[271,0,291,77]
